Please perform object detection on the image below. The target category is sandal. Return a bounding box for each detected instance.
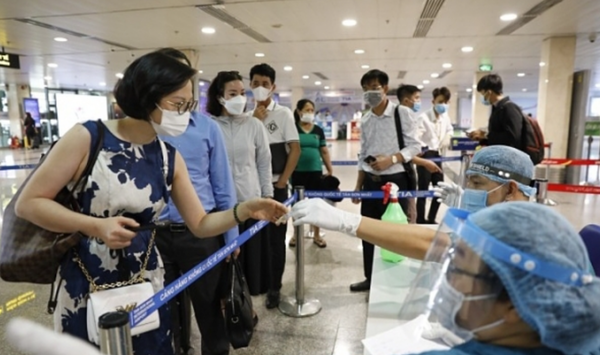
[288,236,296,247]
[313,237,327,248]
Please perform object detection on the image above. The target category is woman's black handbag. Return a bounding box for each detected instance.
[224,259,254,349]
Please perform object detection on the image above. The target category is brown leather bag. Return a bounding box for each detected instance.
[0,121,105,284]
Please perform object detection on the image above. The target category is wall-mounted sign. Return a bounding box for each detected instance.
[479,64,493,72]
[0,52,20,69]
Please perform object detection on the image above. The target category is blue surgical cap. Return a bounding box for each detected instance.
[469,202,600,354]
[467,146,536,197]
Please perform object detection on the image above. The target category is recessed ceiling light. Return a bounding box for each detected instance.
[284,66,293,71]
[342,19,357,27]
[431,73,439,78]
[47,63,58,68]
[472,84,477,89]
[361,65,370,69]
[198,70,203,74]
[539,62,546,67]
[201,27,216,34]
[354,49,365,54]
[324,86,330,90]
[115,73,124,79]
[255,53,265,57]
[461,46,474,53]
[466,88,473,92]
[423,80,430,84]
[99,82,106,86]
[43,76,52,80]
[517,73,526,77]
[315,81,322,85]
[442,63,452,69]
[595,83,600,88]
[522,88,527,92]
[200,82,205,86]
[417,85,424,89]
[302,75,310,79]
[54,37,68,42]
[500,13,518,21]
[0,83,5,87]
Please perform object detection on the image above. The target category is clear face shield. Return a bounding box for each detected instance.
[398,209,506,343]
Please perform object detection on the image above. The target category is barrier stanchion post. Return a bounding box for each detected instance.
[279,186,322,318]
[583,135,594,186]
[541,143,557,206]
[534,179,551,205]
[99,311,134,355]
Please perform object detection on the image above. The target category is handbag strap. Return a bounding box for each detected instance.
[74,230,156,293]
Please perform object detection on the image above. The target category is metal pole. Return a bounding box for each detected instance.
[99,311,133,355]
[596,136,600,185]
[279,186,322,318]
[541,143,557,206]
[534,179,549,205]
[583,135,594,185]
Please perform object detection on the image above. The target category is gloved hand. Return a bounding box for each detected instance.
[290,198,362,236]
[6,317,103,355]
[420,322,464,347]
[432,181,463,207]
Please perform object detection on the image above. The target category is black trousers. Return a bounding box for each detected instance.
[267,185,288,292]
[155,227,229,355]
[416,150,444,223]
[361,172,410,281]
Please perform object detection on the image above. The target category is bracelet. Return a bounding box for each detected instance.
[233,203,243,224]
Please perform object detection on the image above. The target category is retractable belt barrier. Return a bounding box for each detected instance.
[304,190,436,199]
[130,194,297,328]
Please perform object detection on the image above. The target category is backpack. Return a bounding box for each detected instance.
[507,101,545,165]
[521,113,545,165]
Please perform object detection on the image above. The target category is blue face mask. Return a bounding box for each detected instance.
[434,104,447,114]
[460,184,505,213]
[412,101,421,112]
[480,93,491,106]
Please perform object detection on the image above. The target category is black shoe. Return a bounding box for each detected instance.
[350,280,371,292]
[266,290,280,309]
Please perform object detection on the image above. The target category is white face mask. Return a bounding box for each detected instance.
[152,105,190,137]
[220,95,247,116]
[432,276,505,341]
[252,86,271,102]
[300,113,315,123]
[363,90,384,108]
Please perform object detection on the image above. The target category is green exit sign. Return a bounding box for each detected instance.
[479,64,493,72]
[585,121,600,136]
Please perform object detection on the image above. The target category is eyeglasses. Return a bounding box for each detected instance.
[165,100,198,115]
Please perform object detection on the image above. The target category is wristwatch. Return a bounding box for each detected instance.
[391,154,398,164]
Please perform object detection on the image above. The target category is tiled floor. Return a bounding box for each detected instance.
[1,141,599,355]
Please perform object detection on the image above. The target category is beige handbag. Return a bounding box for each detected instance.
[75,231,160,345]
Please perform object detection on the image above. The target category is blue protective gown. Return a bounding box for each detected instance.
[416,341,562,355]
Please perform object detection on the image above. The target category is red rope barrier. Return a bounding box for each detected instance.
[540,159,600,166]
[548,184,600,195]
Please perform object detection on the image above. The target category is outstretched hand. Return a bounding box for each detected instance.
[241,198,289,223]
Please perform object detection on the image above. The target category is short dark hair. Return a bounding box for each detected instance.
[294,99,315,123]
[250,63,276,84]
[114,50,196,120]
[477,74,503,95]
[396,84,421,102]
[432,87,451,101]
[154,47,192,67]
[360,69,389,87]
[206,71,244,117]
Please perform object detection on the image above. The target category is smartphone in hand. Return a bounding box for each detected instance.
[127,221,171,232]
[363,155,376,164]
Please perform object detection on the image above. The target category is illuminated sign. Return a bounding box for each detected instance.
[479,64,493,72]
[0,52,20,69]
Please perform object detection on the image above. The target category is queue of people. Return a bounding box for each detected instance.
[7,46,600,355]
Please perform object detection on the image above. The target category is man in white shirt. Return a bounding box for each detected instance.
[351,70,422,292]
[250,63,300,309]
[416,86,453,224]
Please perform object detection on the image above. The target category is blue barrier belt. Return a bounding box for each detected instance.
[0,163,38,171]
[130,194,297,328]
[304,190,436,199]
[0,156,463,171]
[331,156,462,166]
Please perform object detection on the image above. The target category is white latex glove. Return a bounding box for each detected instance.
[420,322,465,347]
[6,318,103,355]
[432,181,463,207]
[290,198,362,236]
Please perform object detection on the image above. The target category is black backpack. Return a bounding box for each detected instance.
[393,108,417,190]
